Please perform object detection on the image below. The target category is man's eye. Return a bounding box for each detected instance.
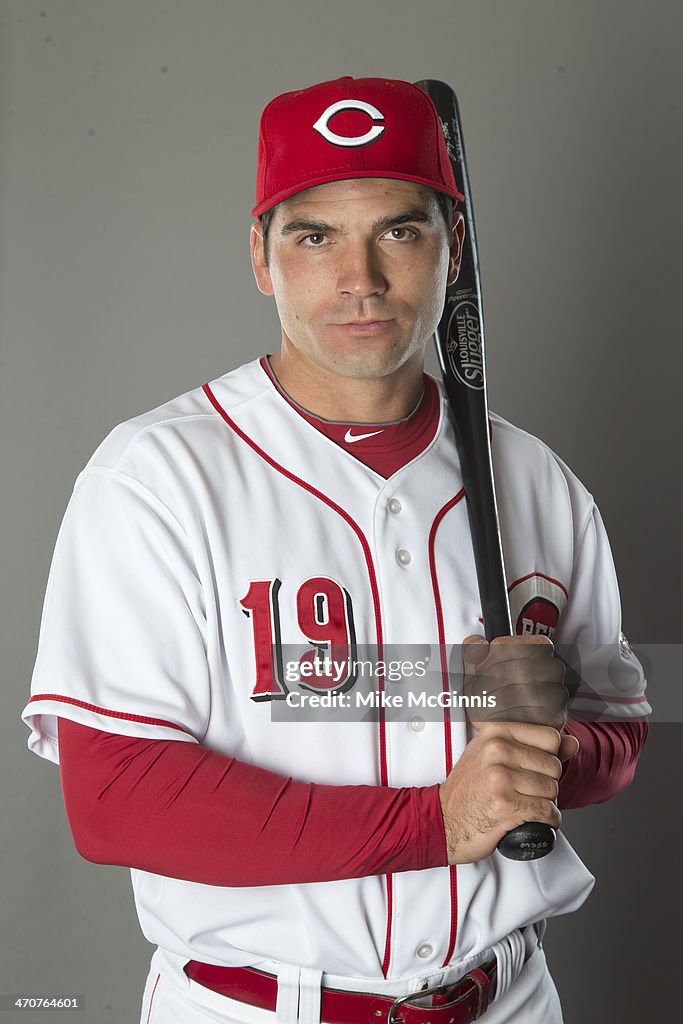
[302,234,327,246]
[385,227,415,241]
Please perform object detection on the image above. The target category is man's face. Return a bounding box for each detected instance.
[251,178,463,384]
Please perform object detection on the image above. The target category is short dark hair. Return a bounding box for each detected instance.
[259,186,454,265]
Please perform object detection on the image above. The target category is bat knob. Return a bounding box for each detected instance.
[497,822,556,861]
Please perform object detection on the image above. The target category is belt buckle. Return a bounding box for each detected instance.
[387,975,486,1024]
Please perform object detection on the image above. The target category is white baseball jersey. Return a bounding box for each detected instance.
[23,356,650,986]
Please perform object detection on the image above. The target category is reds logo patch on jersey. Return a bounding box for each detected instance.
[508,573,568,638]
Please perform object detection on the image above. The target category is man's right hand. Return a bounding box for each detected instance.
[438,722,579,864]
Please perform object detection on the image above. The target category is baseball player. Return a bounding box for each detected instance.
[22,77,650,1024]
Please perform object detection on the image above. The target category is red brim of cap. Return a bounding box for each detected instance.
[252,171,464,218]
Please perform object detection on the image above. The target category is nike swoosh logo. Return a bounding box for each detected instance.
[344,428,384,444]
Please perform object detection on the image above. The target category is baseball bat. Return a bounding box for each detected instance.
[415,79,555,861]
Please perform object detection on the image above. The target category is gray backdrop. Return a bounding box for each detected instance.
[2,1,681,1021]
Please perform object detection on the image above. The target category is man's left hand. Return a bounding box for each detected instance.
[462,635,577,761]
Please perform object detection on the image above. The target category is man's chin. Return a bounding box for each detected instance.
[319,338,421,379]
[325,353,410,381]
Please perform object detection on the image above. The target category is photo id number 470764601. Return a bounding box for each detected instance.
[0,996,84,1011]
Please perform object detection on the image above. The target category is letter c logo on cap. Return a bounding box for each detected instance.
[312,100,386,148]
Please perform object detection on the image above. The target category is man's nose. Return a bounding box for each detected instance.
[336,242,388,299]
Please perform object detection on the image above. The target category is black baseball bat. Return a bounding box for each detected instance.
[416,79,555,861]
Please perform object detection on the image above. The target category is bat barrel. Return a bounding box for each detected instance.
[417,78,556,862]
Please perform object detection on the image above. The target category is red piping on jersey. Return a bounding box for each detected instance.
[27,694,189,733]
[428,491,466,776]
[202,381,395,976]
[428,488,466,970]
[572,691,649,704]
[507,571,569,599]
[145,974,161,1024]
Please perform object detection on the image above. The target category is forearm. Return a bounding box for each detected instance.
[57,718,448,885]
[558,718,648,809]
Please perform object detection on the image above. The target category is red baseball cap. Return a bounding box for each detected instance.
[252,76,464,217]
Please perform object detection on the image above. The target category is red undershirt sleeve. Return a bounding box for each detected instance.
[58,715,647,887]
[558,718,648,810]
[57,718,448,886]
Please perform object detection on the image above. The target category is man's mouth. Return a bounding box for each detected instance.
[333,319,394,334]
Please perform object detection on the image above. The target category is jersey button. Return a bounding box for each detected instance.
[396,549,411,566]
[388,498,402,515]
[416,944,433,960]
[409,716,425,733]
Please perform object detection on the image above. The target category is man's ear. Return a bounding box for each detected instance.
[447,212,466,286]
[250,222,274,296]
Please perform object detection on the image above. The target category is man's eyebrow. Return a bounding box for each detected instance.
[279,208,436,238]
[280,218,337,237]
[372,208,435,233]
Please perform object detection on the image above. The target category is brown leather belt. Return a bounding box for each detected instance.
[184,959,498,1024]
